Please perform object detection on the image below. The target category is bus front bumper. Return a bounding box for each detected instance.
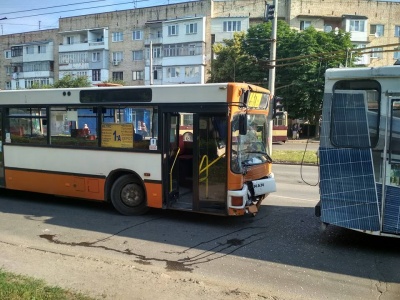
[227,174,276,216]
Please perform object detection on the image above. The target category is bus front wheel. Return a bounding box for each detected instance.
[111,175,149,215]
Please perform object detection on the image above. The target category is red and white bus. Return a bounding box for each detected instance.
[0,83,276,216]
[272,111,288,143]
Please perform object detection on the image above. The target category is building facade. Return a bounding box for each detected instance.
[1,0,400,90]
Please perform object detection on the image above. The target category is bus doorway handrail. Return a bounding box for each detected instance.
[199,155,209,198]
[169,147,181,192]
[199,154,226,199]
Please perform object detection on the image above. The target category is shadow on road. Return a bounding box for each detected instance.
[0,188,399,282]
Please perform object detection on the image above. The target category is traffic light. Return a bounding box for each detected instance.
[265,4,275,22]
[273,96,284,118]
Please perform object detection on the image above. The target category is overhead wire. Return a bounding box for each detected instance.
[4,1,149,20]
[3,1,106,15]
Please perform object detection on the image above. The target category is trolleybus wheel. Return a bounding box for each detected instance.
[111,175,149,215]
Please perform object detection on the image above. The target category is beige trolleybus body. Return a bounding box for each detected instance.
[317,66,400,237]
[0,83,276,216]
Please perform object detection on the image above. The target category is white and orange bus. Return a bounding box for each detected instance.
[0,83,276,216]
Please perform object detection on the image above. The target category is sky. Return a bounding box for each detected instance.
[0,0,195,35]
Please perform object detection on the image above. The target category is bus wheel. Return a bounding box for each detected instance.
[111,175,149,215]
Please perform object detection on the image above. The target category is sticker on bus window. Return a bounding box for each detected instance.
[149,138,157,150]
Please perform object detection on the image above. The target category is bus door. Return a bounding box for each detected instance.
[0,108,4,187]
[385,98,400,234]
[163,112,196,211]
[163,110,227,214]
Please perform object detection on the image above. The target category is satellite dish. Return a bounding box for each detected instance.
[375,32,381,38]
[324,26,332,33]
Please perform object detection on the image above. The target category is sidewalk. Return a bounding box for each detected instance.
[285,137,320,143]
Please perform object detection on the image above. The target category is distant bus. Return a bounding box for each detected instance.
[0,83,276,216]
[272,111,288,143]
[316,66,400,237]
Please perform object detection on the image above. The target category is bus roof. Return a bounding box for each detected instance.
[0,83,270,106]
[326,66,400,80]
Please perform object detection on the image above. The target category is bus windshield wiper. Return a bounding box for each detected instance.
[243,151,273,163]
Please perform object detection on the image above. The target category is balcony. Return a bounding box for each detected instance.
[59,41,107,52]
[144,37,163,45]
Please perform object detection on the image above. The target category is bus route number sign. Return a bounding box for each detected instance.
[101,123,134,148]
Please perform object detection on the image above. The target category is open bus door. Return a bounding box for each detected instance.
[163,110,227,214]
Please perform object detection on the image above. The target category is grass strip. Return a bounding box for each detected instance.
[272,150,318,165]
[0,269,93,300]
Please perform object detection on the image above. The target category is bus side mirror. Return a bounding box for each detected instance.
[239,114,247,135]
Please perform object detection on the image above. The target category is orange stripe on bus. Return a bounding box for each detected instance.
[5,169,105,201]
[144,182,163,208]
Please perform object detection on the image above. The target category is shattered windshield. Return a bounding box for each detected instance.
[231,113,272,174]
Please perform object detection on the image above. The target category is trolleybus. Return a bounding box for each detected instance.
[316,66,400,237]
[0,83,276,216]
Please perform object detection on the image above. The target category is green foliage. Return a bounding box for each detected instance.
[53,74,92,88]
[209,21,356,127]
[101,79,125,86]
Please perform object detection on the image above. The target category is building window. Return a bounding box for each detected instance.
[132,71,144,80]
[112,32,123,42]
[11,46,23,57]
[92,69,101,81]
[185,67,195,77]
[38,45,46,54]
[132,50,143,61]
[112,72,123,81]
[300,21,311,30]
[26,46,34,54]
[66,36,74,45]
[350,20,365,32]
[112,52,123,63]
[4,50,11,59]
[6,82,11,90]
[395,25,400,37]
[223,21,241,32]
[164,45,177,57]
[394,48,400,60]
[153,47,162,58]
[186,23,197,34]
[168,25,179,36]
[167,67,179,78]
[132,30,143,40]
[370,24,384,37]
[92,52,100,62]
[189,44,196,56]
[371,48,383,59]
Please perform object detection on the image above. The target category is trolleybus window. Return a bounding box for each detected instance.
[331,80,380,148]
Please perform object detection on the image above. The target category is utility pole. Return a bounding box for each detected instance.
[150,41,153,85]
[266,0,277,154]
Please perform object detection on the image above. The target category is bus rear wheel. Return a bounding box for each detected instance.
[111,175,149,215]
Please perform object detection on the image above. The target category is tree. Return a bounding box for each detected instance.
[52,74,91,88]
[208,32,265,84]
[209,21,355,133]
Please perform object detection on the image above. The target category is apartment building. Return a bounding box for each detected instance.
[58,27,109,83]
[1,0,400,90]
[0,29,58,90]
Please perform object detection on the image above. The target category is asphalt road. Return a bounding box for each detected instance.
[0,164,399,300]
